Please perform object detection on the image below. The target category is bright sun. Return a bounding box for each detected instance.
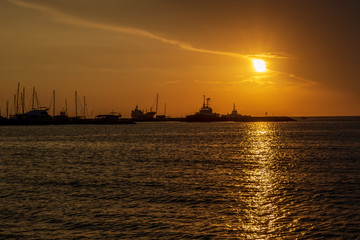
[253,59,267,72]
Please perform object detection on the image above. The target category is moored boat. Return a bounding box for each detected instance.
[185,96,221,122]
[223,104,251,121]
[12,107,52,124]
[131,105,156,121]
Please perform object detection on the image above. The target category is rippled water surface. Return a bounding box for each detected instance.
[1,119,360,239]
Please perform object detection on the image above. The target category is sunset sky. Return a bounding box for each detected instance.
[1,0,359,117]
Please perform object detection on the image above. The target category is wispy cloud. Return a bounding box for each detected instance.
[162,70,317,88]
[8,0,286,60]
[237,70,317,88]
[246,52,293,59]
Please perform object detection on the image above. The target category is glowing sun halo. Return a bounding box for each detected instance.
[253,59,267,72]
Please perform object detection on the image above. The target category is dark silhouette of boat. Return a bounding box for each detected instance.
[184,96,295,122]
[8,107,53,125]
[131,105,156,121]
[223,104,295,122]
[185,96,221,122]
[223,104,252,121]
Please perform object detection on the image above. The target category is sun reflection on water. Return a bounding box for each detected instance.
[229,122,292,239]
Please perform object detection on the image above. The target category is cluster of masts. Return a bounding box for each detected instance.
[0,83,89,119]
[0,83,240,120]
[0,83,169,120]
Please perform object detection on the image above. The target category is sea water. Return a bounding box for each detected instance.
[1,118,360,239]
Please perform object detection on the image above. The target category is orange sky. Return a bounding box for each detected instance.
[1,0,359,117]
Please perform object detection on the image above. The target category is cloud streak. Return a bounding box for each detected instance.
[237,70,317,88]
[8,0,286,60]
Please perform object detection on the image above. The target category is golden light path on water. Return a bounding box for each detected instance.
[228,122,297,239]
[1,122,359,238]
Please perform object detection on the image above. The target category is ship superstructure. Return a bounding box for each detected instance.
[185,96,220,122]
[131,105,156,120]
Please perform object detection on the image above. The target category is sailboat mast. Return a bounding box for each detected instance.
[53,90,55,117]
[32,87,35,110]
[35,91,39,109]
[13,94,16,115]
[83,96,86,119]
[75,91,78,118]
[164,102,166,116]
[20,91,23,114]
[156,93,158,116]
[16,82,20,114]
[65,98,68,115]
[6,100,9,118]
[22,87,25,114]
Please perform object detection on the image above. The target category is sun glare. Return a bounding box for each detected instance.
[253,59,267,72]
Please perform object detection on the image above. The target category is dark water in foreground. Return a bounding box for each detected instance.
[1,118,360,239]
